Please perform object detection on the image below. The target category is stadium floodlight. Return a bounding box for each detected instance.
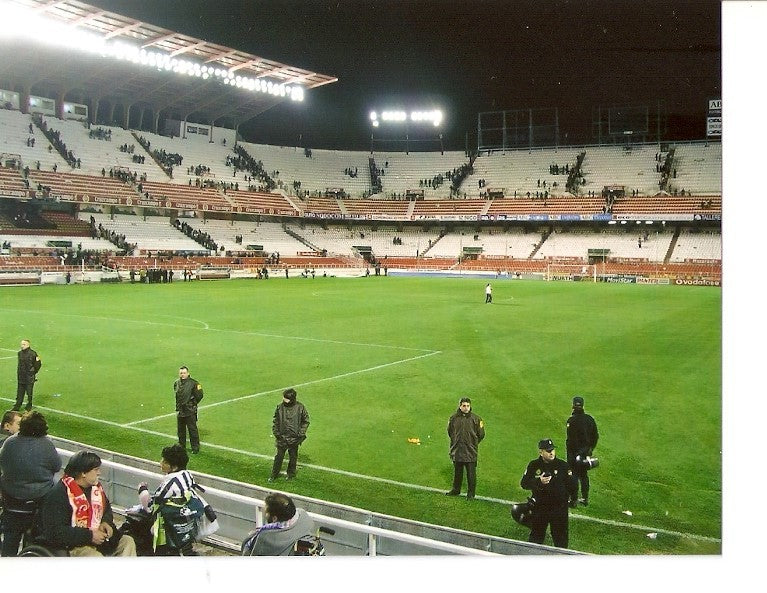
[0,3,305,102]
[372,107,443,127]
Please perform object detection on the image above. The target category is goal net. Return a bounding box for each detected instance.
[545,263,597,282]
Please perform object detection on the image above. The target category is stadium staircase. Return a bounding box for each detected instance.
[32,116,77,169]
[663,225,682,264]
[282,223,322,252]
[131,132,172,179]
[528,228,551,258]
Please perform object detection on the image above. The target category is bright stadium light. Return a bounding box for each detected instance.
[0,4,305,101]
[371,107,443,126]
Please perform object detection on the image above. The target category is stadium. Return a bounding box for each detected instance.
[0,0,742,583]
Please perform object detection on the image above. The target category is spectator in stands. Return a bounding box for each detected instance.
[268,388,310,482]
[520,438,576,548]
[241,492,315,556]
[0,410,21,446]
[0,411,61,556]
[136,443,198,555]
[445,397,485,500]
[174,366,204,454]
[36,450,136,556]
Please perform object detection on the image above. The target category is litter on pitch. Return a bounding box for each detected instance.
[646,532,658,539]
[622,510,633,516]
[407,437,421,445]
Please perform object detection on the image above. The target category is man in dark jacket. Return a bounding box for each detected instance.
[520,438,577,548]
[174,366,204,454]
[14,339,41,411]
[566,395,599,506]
[446,397,485,499]
[36,450,136,556]
[269,388,309,481]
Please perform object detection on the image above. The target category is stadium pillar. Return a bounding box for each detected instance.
[124,103,132,129]
[153,110,161,134]
[91,97,102,126]
[19,84,30,114]
[55,90,65,120]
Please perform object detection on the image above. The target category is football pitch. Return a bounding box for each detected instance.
[0,276,721,554]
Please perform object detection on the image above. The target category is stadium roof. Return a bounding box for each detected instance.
[0,0,338,128]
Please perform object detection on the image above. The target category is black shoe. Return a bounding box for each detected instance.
[191,449,200,454]
[466,493,475,500]
[286,475,295,481]
[25,406,32,412]
[11,407,20,412]
[445,490,460,496]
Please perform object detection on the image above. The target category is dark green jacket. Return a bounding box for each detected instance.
[447,409,485,463]
[272,402,310,446]
[174,377,204,417]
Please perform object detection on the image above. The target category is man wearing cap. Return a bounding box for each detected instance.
[446,397,485,499]
[520,438,577,548]
[269,388,310,482]
[566,396,599,506]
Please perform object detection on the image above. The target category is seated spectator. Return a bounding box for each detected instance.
[0,410,21,446]
[241,492,315,556]
[0,411,61,556]
[36,450,136,556]
[136,443,199,556]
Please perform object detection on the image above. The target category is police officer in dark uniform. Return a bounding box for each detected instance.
[174,366,204,453]
[566,395,599,506]
[520,438,577,548]
[445,397,485,499]
[14,339,42,411]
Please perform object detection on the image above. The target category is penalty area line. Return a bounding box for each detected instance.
[2,397,719,544]
[123,349,443,426]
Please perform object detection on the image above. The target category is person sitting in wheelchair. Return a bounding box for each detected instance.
[35,450,136,556]
[242,492,316,556]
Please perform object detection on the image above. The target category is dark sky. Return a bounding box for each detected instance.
[87,0,721,150]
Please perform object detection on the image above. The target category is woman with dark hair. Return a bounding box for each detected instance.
[0,411,61,556]
[36,450,136,556]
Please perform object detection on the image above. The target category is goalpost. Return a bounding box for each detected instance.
[545,263,597,282]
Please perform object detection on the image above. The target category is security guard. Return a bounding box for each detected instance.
[174,366,204,453]
[446,397,485,499]
[14,339,41,411]
[520,438,576,548]
[566,395,599,506]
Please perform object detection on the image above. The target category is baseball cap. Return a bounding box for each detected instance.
[538,439,556,451]
[572,396,584,407]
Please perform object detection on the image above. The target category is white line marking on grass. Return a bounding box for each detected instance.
[3,308,436,353]
[124,350,442,426]
[1,396,719,544]
[0,356,16,360]
[154,315,210,329]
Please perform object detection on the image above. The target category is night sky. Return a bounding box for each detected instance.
[86,0,721,151]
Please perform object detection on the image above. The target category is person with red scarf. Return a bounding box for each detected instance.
[36,451,136,556]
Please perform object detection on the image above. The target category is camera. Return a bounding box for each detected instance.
[575,454,599,470]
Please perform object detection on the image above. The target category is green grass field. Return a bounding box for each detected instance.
[0,276,721,554]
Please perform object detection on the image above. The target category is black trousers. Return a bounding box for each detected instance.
[1,496,38,557]
[271,443,299,478]
[528,503,569,548]
[14,381,34,410]
[177,413,200,452]
[451,461,477,496]
[567,453,590,499]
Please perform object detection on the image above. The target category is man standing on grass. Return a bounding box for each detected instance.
[446,397,485,499]
[566,396,599,506]
[14,339,41,412]
[485,283,492,303]
[520,438,577,548]
[269,388,309,482]
[174,366,204,454]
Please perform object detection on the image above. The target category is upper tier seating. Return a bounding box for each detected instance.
[0,109,69,171]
